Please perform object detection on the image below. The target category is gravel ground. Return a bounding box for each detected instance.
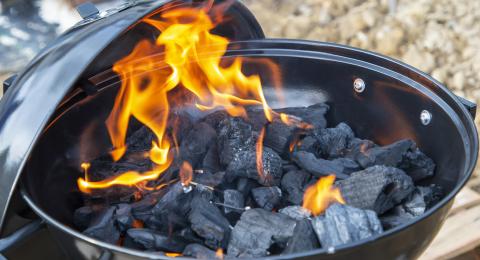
[244,0,480,184]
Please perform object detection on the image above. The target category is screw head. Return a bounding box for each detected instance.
[420,110,432,125]
[354,78,366,93]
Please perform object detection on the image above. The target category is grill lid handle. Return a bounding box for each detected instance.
[455,95,477,119]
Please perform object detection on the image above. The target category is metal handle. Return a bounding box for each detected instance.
[0,219,45,253]
[455,94,477,119]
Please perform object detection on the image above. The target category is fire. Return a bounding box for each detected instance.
[216,248,224,259]
[279,113,313,129]
[77,1,279,192]
[165,252,182,258]
[180,161,193,187]
[302,175,345,216]
[256,127,266,179]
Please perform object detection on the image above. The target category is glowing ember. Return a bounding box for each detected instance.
[256,127,266,179]
[302,175,345,216]
[132,219,144,229]
[77,1,278,192]
[180,161,193,187]
[279,113,313,129]
[216,248,224,259]
[165,252,182,258]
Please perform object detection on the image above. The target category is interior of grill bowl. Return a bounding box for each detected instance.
[22,49,470,228]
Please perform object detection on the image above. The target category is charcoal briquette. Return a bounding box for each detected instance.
[311,203,383,248]
[283,219,320,254]
[336,166,415,214]
[217,117,255,167]
[251,186,282,211]
[227,208,296,258]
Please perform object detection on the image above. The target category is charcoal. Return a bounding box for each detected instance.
[83,206,120,244]
[292,151,359,180]
[168,110,194,143]
[115,203,134,232]
[311,203,383,248]
[226,147,283,186]
[217,117,255,167]
[183,243,218,259]
[131,192,161,221]
[223,189,245,214]
[283,219,320,254]
[203,110,229,129]
[194,171,226,188]
[344,138,377,161]
[126,228,188,252]
[126,126,155,152]
[279,206,312,221]
[356,139,435,181]
[74,206,94,230]
[151,183,191,231]
[188,196,231,249]
[295,135,318,154]
[179,228,204,244]
[399,149,436,182]
[202,142,222,173]
[228,208,297,258]
[281,170,310,205]
[264,121,298,156]
[251,186,282,211]
[179,122,217,168]
[276,103,330,129]
[236,178,260,198]
[356,139,413,169]
[314,122,354,158]
[336,166,415,214]
[282,163,299,173]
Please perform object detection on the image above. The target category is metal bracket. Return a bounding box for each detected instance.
[76,2,100,19]
[456,95,477,119]
[2,75,17,95]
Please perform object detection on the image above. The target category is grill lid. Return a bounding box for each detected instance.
[0,0,264,232]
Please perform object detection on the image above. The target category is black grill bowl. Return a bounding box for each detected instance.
[19,39,478,260]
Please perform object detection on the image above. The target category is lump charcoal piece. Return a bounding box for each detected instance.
[344,138,377,161]
[228,208,296,258]
[399,148,436,182]
[223,189,245,214]
[419,184,443,208]
[126,126,156,152]
[281,170,310,205]
[314,123,354,158]
[126,228,188,252]
[336,166,415,214]
[283,219,320,254]
[74,206,94,230]
[183,243,218,259]
[226,147,283,186]
[356,139,435,181]
[276,103,330,129]
[131,192,161,221]
[292,151,359,180]
[194,171,226,188]
[356,139,413,169]
[203,110,229,129]
[282,163,299,173]
[167,110,194,143]
[188,196,231,249]
[180,122,217,168]
[202,142,222,173]
[398,184,444,218]
[217,117,255,167]
[152,183,191,231]
[83,207,120,244]
[264,120,298,156]
[251,186,282,211]
[236,178,260,198]
[380,205,414,230]
[295,135,319,154]
[311,203,383,248]
[115,203,134,232]
[279,206,312,221]
[179,228,204,244]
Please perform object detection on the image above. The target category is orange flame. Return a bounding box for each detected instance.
[180,161,193,187]
[165,252,182,258]
[302,175,345,216]
[256,127,266,179]
[132,219,144,229]
[77,2,278,192]
[216,248,224,259]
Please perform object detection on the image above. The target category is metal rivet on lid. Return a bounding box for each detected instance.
[420,110,432,125]
[353,78,366,93]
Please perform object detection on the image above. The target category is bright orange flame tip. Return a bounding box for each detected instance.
[302,175,345,216]
[216,248,224,259]
[180,161,193,187]
[256,127,266,179]
[165,252,182,258]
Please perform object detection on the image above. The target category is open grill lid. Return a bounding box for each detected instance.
[0,0,264,232]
